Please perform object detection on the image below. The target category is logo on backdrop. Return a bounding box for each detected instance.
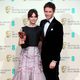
[5,6,11,13]
[6,31,11,38]
[23,18,28,26]
[61,66,67,73]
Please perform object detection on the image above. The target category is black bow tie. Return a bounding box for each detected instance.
[45,20,50,23]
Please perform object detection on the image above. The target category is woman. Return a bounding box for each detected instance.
[13,9,45,80]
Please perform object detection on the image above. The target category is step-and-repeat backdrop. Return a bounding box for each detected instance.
[0,0,80,80]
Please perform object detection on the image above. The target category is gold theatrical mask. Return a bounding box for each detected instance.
[5,6,11,13]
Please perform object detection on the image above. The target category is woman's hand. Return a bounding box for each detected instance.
[18,38,25,45]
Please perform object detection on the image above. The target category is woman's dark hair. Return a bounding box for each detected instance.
[44,2,56,12]
[28,9,38,18]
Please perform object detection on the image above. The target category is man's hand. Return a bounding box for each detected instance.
[49,60,57,69]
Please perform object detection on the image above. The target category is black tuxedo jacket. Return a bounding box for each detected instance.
[40,17,63,63]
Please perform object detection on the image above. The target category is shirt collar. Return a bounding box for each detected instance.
[49,16,54,23]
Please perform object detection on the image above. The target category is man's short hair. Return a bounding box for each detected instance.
[44,2,56,12]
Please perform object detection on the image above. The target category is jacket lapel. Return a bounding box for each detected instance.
[46,18,55,36]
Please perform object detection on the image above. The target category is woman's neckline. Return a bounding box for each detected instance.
[26,24,37,28]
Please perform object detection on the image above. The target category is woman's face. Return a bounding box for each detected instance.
[29,13,38,24]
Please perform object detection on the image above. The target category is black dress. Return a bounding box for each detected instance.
[21,26,41,48]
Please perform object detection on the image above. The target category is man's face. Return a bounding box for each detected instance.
[44,7,54,20]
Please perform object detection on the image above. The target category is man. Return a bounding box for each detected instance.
[40,2,63,80]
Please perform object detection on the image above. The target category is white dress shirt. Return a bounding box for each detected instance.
[44,17,54,36]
